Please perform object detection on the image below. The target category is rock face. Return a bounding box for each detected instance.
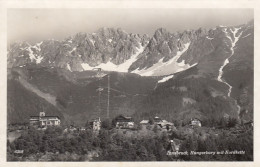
[8,21,253,78]
[8,28,150,72]
[128,28,207,71]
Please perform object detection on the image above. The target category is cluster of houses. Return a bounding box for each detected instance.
[29,112,203,131]
[139,116,175,130]
[114,115,202,130]
[113,115,202,131]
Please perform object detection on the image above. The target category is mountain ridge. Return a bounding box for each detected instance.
[7,20,254,125]
[8,22,251,76]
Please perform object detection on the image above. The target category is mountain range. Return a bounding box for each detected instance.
[7,20,254,126]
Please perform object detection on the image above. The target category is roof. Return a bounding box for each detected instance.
[89,119,101,123]
[140,120,149,124]
[154,116,162,121]
[191,118,201,122]
[30,116,40,119]
[30,116,60,119]
[115,115,133,120]
[157,120,173,126]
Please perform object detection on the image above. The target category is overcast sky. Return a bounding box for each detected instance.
[8,8,253,44]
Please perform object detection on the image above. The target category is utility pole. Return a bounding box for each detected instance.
[107,74,110,119]
[98,77,101,116]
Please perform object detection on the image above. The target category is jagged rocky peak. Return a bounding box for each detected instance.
[154,28,169,41]
[8,27,152,72]
[8,21,252,77]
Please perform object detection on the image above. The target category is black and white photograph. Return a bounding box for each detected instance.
[4,4,255,163]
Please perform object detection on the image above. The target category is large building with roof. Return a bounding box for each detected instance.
[114,115,134,129]
[30,112,61,127]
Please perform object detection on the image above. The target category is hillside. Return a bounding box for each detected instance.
[7,79,64,124]
[133,66,240,126]
[7,67,158,125]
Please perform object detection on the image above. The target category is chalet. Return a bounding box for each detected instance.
[157,120,174,131]
[190,118,201,128]
[140,120,149,125]
[79,127,86,131]
[89,118,101,131]
[30,112,61,127]
[154,116,162,123]
[69,125,77,131]
[115,115,134,129]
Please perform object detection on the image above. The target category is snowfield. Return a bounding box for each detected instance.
[217,27,243,114]
[158,75,174,83]
[81,43,144,72]
[217,27,243,97]
[131,43,196,76]
[27,46,44,64]
[67,63,72,72]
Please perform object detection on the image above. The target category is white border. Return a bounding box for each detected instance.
[0,0,259,167]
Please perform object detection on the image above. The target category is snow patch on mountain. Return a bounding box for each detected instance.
[26,46,44,64]
[206,36,214,40]
[132,43,192,76]
[242,33,251,38]
[35,56,44,64]
[69,47,76,53]
[27,47,36,62]
[158,75,174,83]
[67,63,72,72]
[81,62,93,71]
[217,27,243,113]
[31,45,40,52]
[81,43,144,72]
[34,42,43,51]
[89,39,95,46]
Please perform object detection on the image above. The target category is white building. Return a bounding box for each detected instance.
[30,112,61,127]
[89,118,101,131]
[190,118,201,127]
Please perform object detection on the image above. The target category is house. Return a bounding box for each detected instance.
[190,118,201,128]
[154,116,162,123]
[115,115,134,129]
[79,127,86,131]
[157,120,174,131]
[30,112,61,127]
[140,120,149,125]
[69,125,77,131]
[89,118,101,131]
[145,116,174,130]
